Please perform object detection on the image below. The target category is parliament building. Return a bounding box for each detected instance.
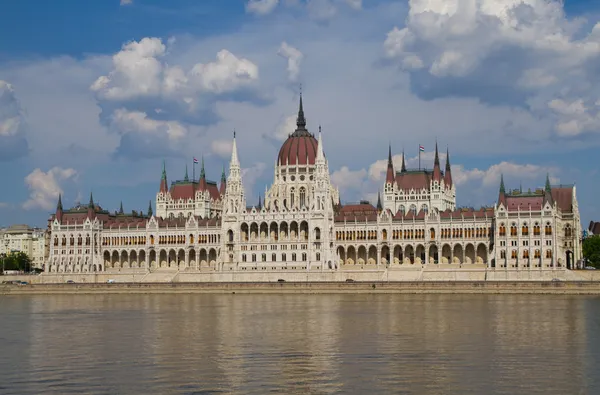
[45,96,583,277]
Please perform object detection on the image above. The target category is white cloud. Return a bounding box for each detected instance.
[110,108,187,140]
[384,0,600,138]
[242,162,267,200]
[246,0,279,16]
[278,42,304,82]
[211,139,233,158]
[331,166,368,192]
[0,81,23,137]
[92,38,259,101]
[345,0,361,10]
[120,0,132,5]
[23,167,77,211]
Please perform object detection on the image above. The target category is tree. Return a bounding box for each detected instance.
[583,235,600,268]
[2,252,33,272]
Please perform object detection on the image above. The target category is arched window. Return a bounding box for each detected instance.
[545,222,552,235]
[272,253,276,261]
[410,205,417,215]
[299,187,306,208]
[282,253,287,262]
[190,234,195,244]
[522,223,529,236]
[252,254,256,262]
[510,223,517,236]
[292,253,297,261]
[262,253,266,262]
[499,223,506,236]
[500,250,506,259]
[290,188,295,208]
[399,205,406,215]
[242,254,247,262]
[315,227,321,240]
[227,230,234,243]
[523,250,529,259]
[511,250,517,259]
[546,250,552,258]
[430,228,435,239]
[316,252,321,261]
[565,225,572,237]
[421,204,428,214]
[302,253,307,261]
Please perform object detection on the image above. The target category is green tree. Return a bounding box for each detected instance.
[583,235,600,268]
[2,251,33,272]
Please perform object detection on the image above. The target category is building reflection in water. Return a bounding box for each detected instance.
[0,294,597,394]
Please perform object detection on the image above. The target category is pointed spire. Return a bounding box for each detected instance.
[221,164,226,182]
[316,125,325,162]
[200,156,205,179]
[119,201,124,214]
[295,89,307,131]
[56,193,63,211]
[258,194,262,209]
[433,141,442,181]
[184,164,189,182]
[377,190,382,211]
[160,160,168,193]
[401,149,407,172]
[230,130,239,166]
[88,192,94,208]
[444,146,453,188]
[498,174,506,207]
[544,173,554,205]
[87,192,96,219]
[147,200,153,217]
[386,144,395,184]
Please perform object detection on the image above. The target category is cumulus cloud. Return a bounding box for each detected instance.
[278,42,304,82]
[246,0,279,15]
[120,0,132,5]
[0,81,29,161]
[91,37,260,158]
[331,166,368,192]
[211,139,233,158]
[23,167,77,211]
[242,162,267,200]
[384,0,600,138]
[91,38,259,101]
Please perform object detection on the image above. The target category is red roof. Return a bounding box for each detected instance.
[505,195,543,211]
[278,133,318,166]
[395,171,431,191]
[551,187,573,213]
[169,180,221,201]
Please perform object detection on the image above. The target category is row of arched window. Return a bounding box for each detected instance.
[241,252,309,262]
[99,234,220,246]
[54,235,92,247]
[498,222,553,237]
[500,249,553,259]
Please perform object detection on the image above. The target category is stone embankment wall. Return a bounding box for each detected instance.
[4,267,599,285]
[3,281,600,295]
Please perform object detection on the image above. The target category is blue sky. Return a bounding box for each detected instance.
[1,0,600,228]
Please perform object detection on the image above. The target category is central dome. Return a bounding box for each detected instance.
[277,95,319,166]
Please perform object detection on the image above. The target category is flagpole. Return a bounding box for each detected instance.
[418,145,421,170]
[193,158,196,183]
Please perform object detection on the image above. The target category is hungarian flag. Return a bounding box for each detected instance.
[193,157,199,164]
[419,145,425,152]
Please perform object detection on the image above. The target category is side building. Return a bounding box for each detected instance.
[0,224,47,269]
[45,95,583,275]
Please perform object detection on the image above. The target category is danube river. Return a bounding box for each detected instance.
[1,294,599,394]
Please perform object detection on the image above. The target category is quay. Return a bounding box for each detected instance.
[4,280,600,295]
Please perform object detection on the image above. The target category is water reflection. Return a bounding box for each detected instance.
[0,295,598,394]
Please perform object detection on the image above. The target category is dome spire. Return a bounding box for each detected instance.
[295,87,307,132]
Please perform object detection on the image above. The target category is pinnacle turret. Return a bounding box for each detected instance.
[386,144,395,184]
[147,200,153,217]
[184,164,189,182]
[119,201,124,214]
[401,150,407,173]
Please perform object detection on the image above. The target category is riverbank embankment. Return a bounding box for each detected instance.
[3,281,600,295]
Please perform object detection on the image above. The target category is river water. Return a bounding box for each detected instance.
[0,294,599,394]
